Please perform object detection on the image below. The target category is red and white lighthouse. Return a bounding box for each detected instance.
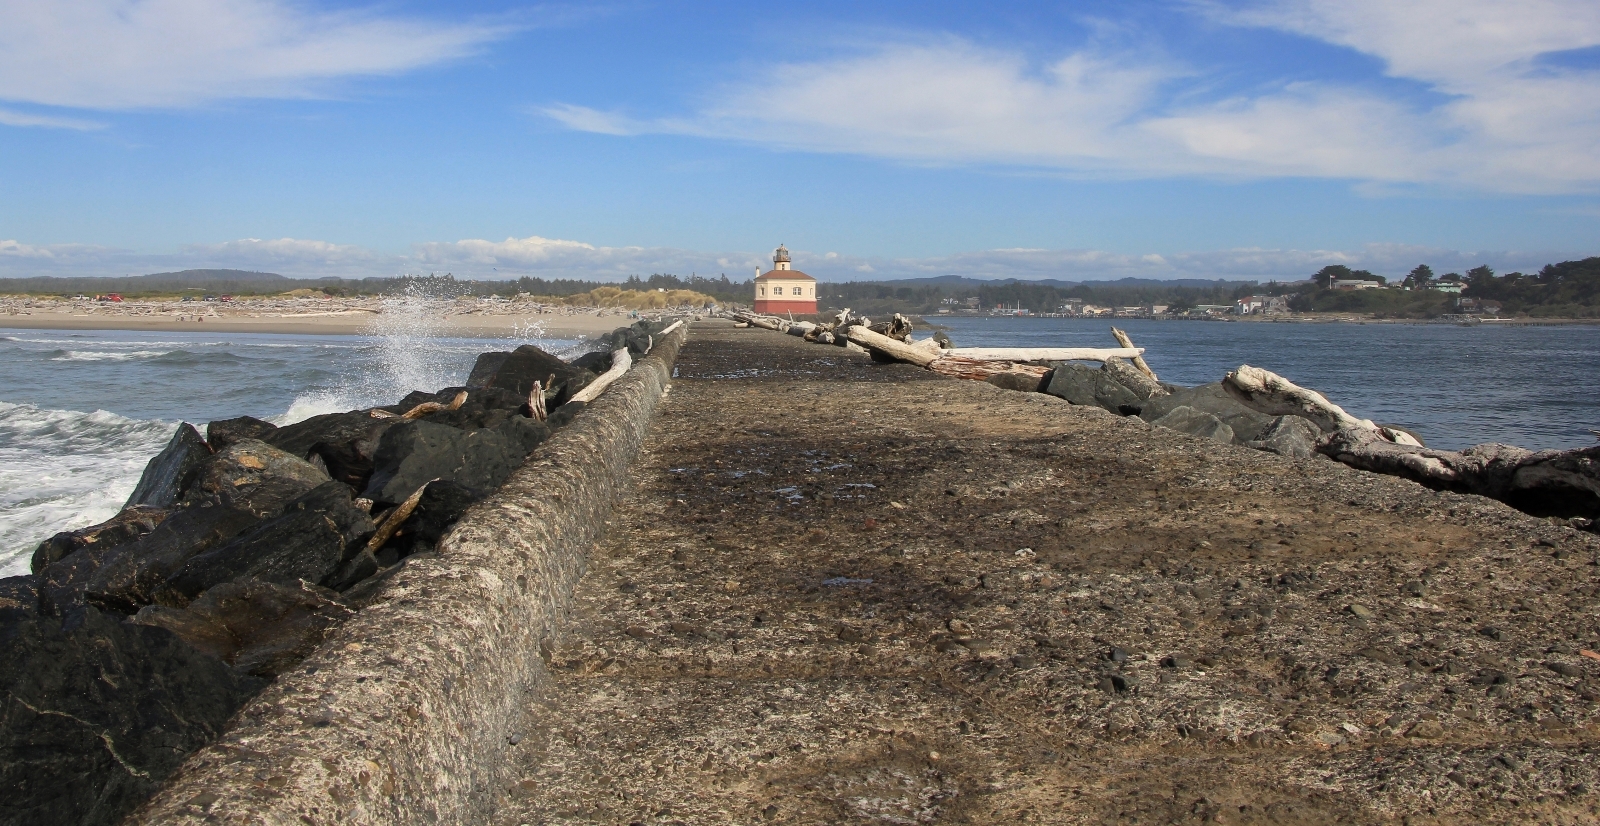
[753,244,817,315]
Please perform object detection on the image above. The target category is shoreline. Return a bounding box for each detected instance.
[0,309,635,339]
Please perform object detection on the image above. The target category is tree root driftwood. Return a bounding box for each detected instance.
[1224,364,1599,522]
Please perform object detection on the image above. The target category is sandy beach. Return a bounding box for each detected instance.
[0,296,644,339]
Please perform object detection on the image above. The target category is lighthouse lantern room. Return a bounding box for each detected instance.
[753,244,817,315]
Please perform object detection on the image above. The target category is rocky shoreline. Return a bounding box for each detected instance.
[0,319,674,826]
[733,308,1600,532]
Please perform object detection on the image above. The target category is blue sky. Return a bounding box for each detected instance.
[2,0,1599,282]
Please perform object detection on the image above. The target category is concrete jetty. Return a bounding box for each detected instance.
[140,320,1600,824]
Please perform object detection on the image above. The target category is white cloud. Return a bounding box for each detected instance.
[545,4,1600,192]
[0,0,508,114]
[0,235,1569,284]
[0,106,103,129]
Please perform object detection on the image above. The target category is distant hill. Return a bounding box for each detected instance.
[0,268,317,296]
[867,274,1268,290]
[139,269,296,283]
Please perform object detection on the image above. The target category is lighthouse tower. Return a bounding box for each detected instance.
[753,244,817,314]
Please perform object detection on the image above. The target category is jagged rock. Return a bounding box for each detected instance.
[1151,405,1236,443]
[182,438,330,517]
[159,482,375,604]
[124,423,211,509]
[265,411,389,460]
[362,418,550,504]
[1138,381,1277,442]
[31,505,168,575]
[205,416,277,451]
[0,606,264,826]
[1101,358,1167,401]
[131,579,354,678]
[1045,363,1142,413]
[1247,415,1323,459]
[470,345,594,400]
[81,500,262,615]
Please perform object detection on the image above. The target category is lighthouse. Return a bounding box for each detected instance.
[753,244,817,315]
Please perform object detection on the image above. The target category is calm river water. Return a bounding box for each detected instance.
[934,316,1599,453]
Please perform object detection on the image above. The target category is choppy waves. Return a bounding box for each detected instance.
[0,401,178,576]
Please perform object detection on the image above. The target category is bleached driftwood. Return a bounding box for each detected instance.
[1110,327,1158,381]
[844,325,941,367]
[401,390,468,420]
[568,349,633,404]
[927,357,1053,382]
[940,347,1142,362]
[527,381,547,422]
[366,480,435,553]
[1222,364,1420,445]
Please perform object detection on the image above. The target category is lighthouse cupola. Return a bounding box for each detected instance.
[773,244,791,271]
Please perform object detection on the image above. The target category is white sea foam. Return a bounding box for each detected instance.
[0,401,177,576]
[49,349,172,361]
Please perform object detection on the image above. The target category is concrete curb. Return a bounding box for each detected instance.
[128,328,688,826]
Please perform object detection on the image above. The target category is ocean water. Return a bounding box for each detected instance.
[0,320,585,576]
[934,317,1600,453]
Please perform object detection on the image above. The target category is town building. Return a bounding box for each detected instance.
[1234,295,1290,315]
[1430,282,1464,294]
[753,244,817,315]
[1331,279,1384,290]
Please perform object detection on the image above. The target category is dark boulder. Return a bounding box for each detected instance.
[131,579,354,678]
[1138,381,1278,442]
[1101,358,1167,401]
[0,606,264,826]
[362,418,550,504]
[160,482,374,604]
[1150,405,1235,443]
[81,500,262,615]
[307,439,374,492]
[1045,363,1142,413]
[0,575,40,632]
[546,399,587,430]
[124,423,211,509]
[465,351,511,388]
[570,349,614,374]
[1247,415,1323,459]
[473,344,594,399]
[182,438,330,517]
[418,405,516,431]
[987,372,1049,393]
[378,479,480,562]
[30,505,167,574]
[265,411,389,460]
[205,415,277,451]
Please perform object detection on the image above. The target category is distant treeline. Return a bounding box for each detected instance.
[1295,257,1600,318]
[816,279,1270,315]
[5,258,1596,317]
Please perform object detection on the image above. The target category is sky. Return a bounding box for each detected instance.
[2,0,1599,283]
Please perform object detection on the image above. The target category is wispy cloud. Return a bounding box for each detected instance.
[543,2,1600,193]
[0,0,512,119]
[0,106,104,129]
[0,235,1568,283]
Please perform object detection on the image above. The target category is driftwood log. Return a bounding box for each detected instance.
[568,348,633,404]
[927,357,1053,383]
[1110,327,1158,381]
[1224,365,1598,521]
[1223,364,1421,445]
[941,347,1143,362]
[843,326,941,367]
